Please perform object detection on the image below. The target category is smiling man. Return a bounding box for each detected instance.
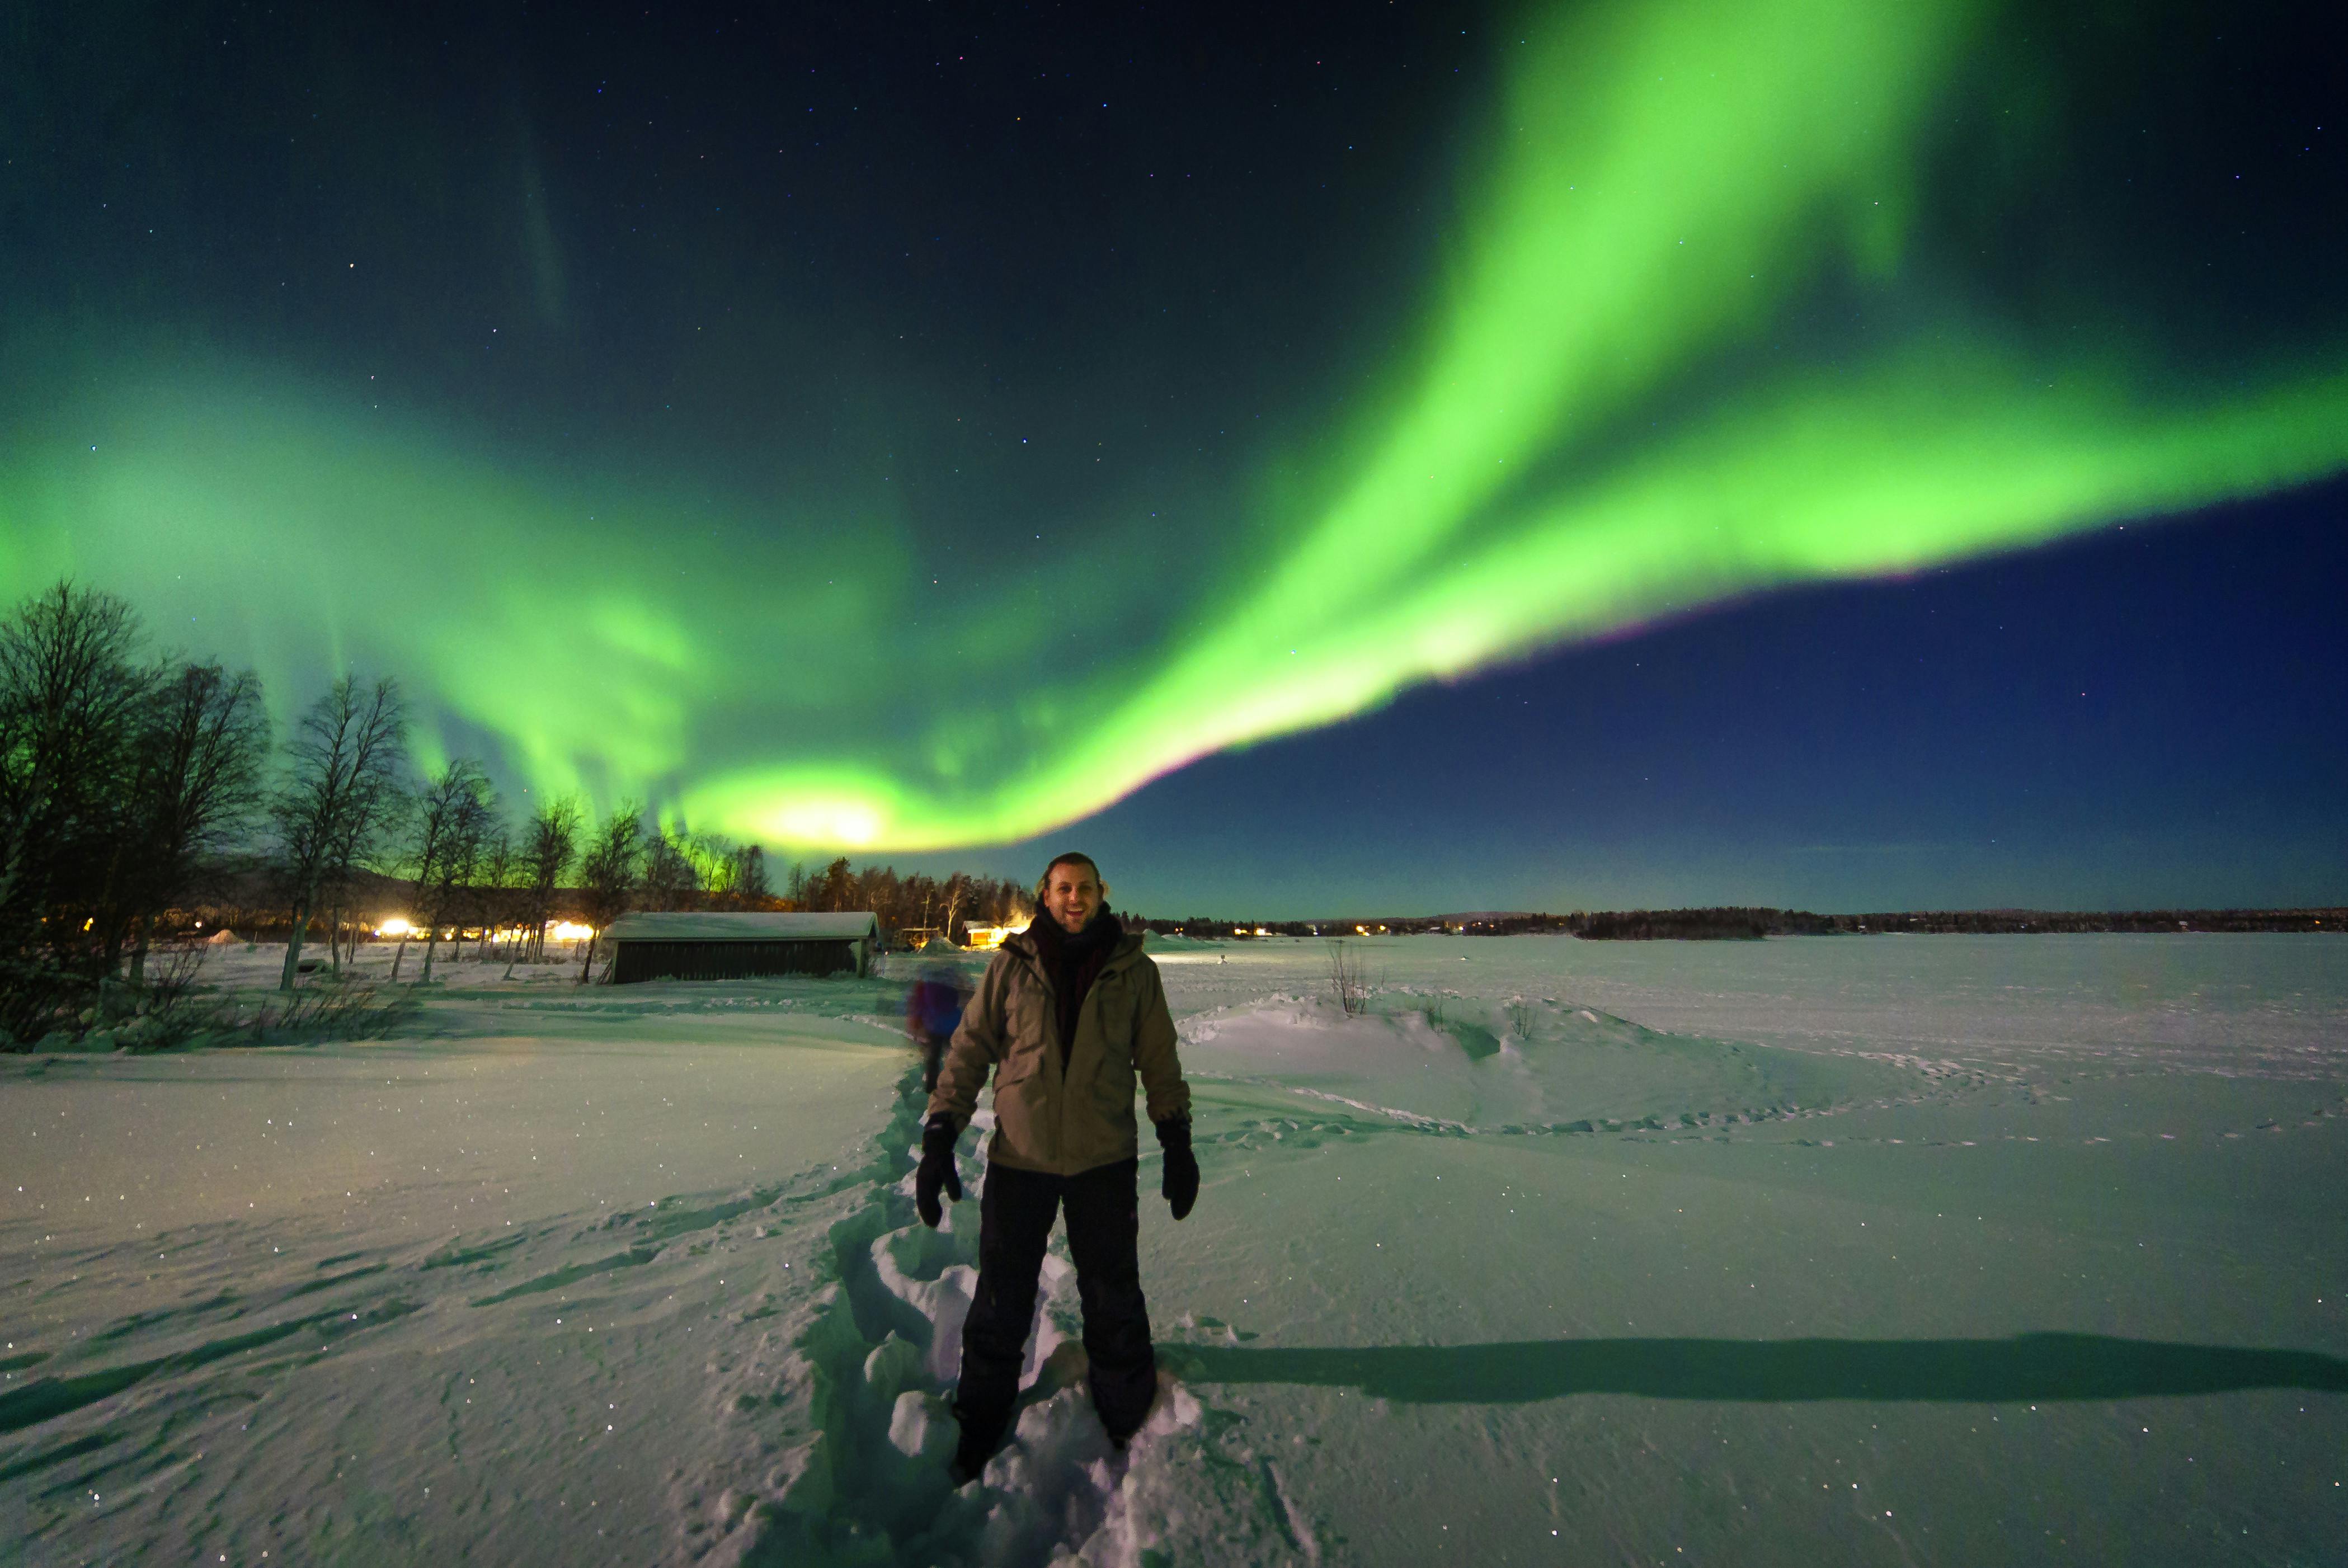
[916,850,1198,1478]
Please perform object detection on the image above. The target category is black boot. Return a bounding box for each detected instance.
[950,1397,1010,1482]
[1062,1160,1157,1443]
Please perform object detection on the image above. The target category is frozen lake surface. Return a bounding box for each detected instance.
[4,934,2345,1564]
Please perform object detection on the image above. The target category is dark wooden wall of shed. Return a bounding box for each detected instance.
[610,939,857,983]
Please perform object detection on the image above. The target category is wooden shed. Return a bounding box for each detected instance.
[601,912,878,983]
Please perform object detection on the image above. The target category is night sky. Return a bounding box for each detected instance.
[5,1,2344,914]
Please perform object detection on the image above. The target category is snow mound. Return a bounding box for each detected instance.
[1175,993,1922,1132]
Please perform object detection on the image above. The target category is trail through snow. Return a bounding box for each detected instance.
[683,1066,1321,1567]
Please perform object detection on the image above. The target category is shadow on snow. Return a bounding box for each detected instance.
[1176,1332,2348,1404]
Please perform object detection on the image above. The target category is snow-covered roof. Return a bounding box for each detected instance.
[602,912,877,943]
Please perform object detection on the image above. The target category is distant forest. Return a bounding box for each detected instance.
[1133,907,2344,940]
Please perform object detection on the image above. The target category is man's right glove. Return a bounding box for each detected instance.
[1156,1117,1198,1221]
[915,1113,964,1228]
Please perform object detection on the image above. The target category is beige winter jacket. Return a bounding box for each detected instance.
[925,927,1191,1176]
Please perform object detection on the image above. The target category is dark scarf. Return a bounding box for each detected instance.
[1026,908,1122,1066]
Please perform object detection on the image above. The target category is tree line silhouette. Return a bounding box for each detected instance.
[1134,906,2342,940]
[0,582,1033,1048]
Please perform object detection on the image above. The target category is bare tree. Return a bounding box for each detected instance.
[575,803,644,982]
[938,869,970,940]
[688,831,738,909]
[390,759,486,981]
[514,794,582,964]
[417,769,495,985]
[640,828,698,912]
[319,724,408,981]
[902,872,938,934]
[271,676,407,992]
[735,843,772,908]
[1325,940,1372,1016]
[856,863,901,931]
[122,662,270,985]
[677,834,775,913]
[476,824,516,961]
[0,584,154,1036]
[807,856,853,914]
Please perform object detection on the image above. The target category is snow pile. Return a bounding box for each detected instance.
[1138,933,1226,951]
[660,1078,1331,1567]
[1176,992,1919,1133]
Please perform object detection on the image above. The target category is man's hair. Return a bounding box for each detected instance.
[1035,851,1104,901]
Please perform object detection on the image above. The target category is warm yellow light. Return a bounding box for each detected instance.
[378,917,416,938]
[549,921,595,941]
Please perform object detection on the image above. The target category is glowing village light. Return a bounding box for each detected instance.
[377,917,415,938]
[548,921,595,941]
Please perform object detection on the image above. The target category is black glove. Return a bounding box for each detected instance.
[1156,1117,1198,1221]
[916,1113,963,1228]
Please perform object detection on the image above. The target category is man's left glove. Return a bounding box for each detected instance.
[1156,1117,1198,1221]
[916,1113,964,1228]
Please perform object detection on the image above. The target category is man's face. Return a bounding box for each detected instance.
[1042,863,1102,934]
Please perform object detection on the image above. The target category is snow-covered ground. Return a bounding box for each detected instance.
[4,934,2345,1565]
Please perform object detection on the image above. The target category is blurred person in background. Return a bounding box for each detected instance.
[904,957,973,1093]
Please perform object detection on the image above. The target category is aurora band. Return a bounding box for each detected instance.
[7,0,2347,850]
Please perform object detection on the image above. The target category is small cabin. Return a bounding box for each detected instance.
[601,911,878,983]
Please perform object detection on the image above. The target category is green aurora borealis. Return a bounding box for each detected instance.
[7,0,2346,855]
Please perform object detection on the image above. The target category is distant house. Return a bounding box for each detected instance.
[601,911,879,983]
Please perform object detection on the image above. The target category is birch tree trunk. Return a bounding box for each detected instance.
[128,909,158,987]
[279,891,314,992]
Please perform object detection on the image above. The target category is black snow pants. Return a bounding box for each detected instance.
[953,1156,1156,1457]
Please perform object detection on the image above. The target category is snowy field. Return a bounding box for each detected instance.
[4,934,2346,1565]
